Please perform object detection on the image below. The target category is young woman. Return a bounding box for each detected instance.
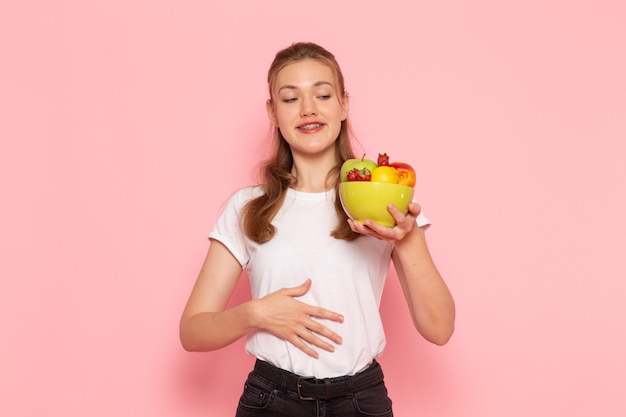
[180,42,455,417]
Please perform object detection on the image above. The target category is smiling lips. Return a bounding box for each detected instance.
[297,122,324,133]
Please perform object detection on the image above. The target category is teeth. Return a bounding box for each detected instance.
[300,124,322,130]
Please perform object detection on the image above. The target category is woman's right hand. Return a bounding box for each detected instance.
[250,279,344,359]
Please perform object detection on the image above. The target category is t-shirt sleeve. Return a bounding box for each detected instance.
[416,210,431,229]
[208,189,251,268]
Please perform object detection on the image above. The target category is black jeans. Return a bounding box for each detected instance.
[235,360,393,417]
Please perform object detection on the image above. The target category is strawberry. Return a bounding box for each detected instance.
[377,153,390,166]
[346,167,372,181]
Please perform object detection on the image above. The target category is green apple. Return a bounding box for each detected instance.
[340,154,378,182]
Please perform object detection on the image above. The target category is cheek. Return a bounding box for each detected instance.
[274,106,295,125]
[275,114,291,131]
[278,126,289,139]
[328,119,343,139]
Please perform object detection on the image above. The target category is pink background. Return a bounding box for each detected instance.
[2,1,625,416]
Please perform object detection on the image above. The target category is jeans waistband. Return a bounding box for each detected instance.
[252,359,385,401]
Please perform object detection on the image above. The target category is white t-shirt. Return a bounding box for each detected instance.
[209,186,430,378]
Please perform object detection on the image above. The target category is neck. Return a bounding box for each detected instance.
[290,153,337,193]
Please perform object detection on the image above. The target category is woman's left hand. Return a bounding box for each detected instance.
[347,202,421,244]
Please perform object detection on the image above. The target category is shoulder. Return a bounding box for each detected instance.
[211,186,264,235]
[223,185,264,207]
[214,186,266,223]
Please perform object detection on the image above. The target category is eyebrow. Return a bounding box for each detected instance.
[277,80,334,93]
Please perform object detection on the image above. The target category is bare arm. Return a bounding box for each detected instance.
[391,222,455,345]
[179,240,252,351]
[179,239,344,357]
[348,203,455,345]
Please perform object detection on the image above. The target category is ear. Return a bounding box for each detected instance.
[266,99,278,126]
[341,92,350,121]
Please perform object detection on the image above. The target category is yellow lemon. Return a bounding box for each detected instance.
[371,166,399,184]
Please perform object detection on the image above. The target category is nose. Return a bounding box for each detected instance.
[300,96,317,117]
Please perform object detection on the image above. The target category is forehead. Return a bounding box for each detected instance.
[274,59,337,91]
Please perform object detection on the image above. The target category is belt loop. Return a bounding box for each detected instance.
[324,379,332,399]
[279,372,287,393]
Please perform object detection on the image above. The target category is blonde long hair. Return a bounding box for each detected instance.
[242,42,359,243]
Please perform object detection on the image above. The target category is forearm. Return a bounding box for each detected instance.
[393,227,455,345]
[180,301,257,352]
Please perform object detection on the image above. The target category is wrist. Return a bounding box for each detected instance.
[394,225,426,252]
[245,299,262,330]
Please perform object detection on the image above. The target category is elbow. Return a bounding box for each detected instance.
[179,321,195,351]
[414,315,455,346]
[427,324,455,346]
[180,337,199,352]
[179,332,200,352]
[180,333,214,352]
[179,321,212,352]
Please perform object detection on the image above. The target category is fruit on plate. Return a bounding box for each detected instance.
[340,154,377,182]
[390,162,416,187]
[371,166,399,183]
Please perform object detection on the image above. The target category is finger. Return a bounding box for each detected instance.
[408,202,421,216]
[352,219,386,239]
[348,218,370,235]
[296,326,339,354]
[386,204,406,223]
[305,319,343,345]
[315,312,344,324]
[361,219,389,237]
[304,303,344,323]
[281,279,312,297]
[386,204,414,230]
[288,333,321,359]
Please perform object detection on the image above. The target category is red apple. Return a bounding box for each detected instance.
[390,162,416,187]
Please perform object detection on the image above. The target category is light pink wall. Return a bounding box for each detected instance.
[2,1,625,416]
